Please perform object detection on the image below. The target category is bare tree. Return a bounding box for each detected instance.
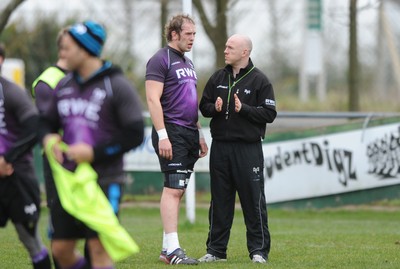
[117,0,135,72]
[193,0,229,68]
[348,0,359,111]
[266,0,293,81]
[161,0,168,47]
[0,0,26,34]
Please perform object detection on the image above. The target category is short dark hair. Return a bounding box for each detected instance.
[164,14,195,43]
[0,43,5,59]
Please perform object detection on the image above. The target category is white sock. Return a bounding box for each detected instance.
[166,232,180,255]
[162,231,167,252]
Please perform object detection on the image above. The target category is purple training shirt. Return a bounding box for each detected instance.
[146,46,198,129]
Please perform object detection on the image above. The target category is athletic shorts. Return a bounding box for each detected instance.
[49,182,123,240]
[0,170,41,227]
[42,156,57,208]
[151,123,199,173]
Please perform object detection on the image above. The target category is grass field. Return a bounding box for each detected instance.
[1,204,400,268]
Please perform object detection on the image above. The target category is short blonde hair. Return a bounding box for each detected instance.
[56,27,70,49]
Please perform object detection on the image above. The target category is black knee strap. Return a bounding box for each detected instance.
[164,171,188,189]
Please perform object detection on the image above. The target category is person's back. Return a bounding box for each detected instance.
[31,27,71,269]
[0,44,51,268]
[32,27,69,208]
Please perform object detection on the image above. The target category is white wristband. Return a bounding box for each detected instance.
[199,129,204,139]
[157,128,168,140]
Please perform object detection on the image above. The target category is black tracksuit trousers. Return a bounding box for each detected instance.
[205,140,271,260]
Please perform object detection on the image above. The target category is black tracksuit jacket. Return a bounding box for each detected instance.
[199,59,276,142]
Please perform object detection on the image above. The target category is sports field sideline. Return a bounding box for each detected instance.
[1,204,400,268]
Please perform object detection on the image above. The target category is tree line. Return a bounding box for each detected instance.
[0,0,394,112]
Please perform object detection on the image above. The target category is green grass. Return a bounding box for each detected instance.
[1,206,400,268]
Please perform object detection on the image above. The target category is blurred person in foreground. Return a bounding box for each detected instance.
[0,44,52,269]
[145,14,208,265]
[198,34,276,264]
[40,21,144,269]
[32,27,69,269]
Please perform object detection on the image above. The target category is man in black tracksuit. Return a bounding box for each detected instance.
[198,34,277,264]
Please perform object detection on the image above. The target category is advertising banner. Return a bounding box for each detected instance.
[124,123,400,203]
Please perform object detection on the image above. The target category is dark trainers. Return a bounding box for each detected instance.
[159,250,169,264]
[166,248,199,265]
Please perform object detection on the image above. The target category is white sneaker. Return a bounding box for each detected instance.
[252,254,267,264]
[198,253,227,262]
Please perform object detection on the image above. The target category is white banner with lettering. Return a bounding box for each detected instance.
[124,123,400,203]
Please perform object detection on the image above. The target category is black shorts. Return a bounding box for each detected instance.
[49,182,123,240]
[42,156,57,207]
[151,124,199,173]
[0,170,41,227]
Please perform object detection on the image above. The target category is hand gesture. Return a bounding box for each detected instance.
[215,97,223,112]
[43,134,63,163]
[234,93,242,112]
